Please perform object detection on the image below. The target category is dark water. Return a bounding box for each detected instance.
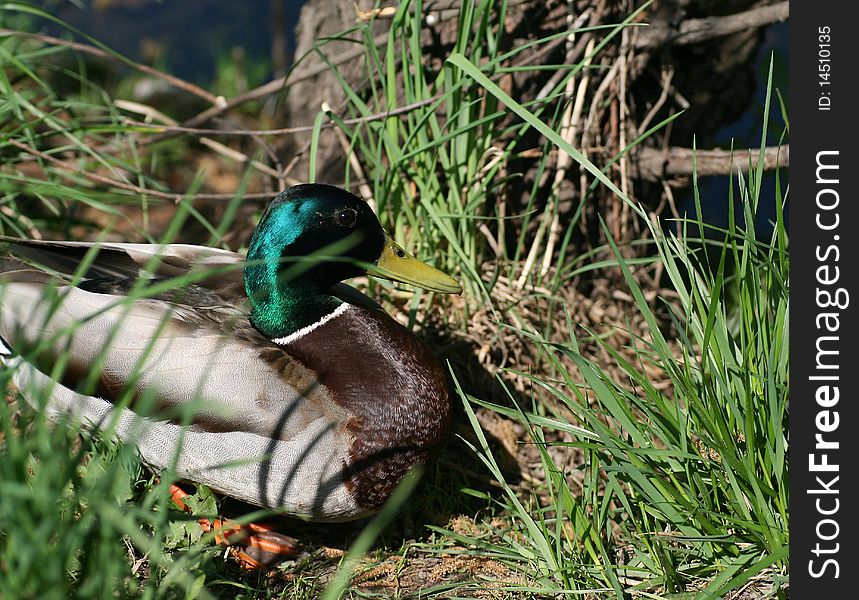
[682,21,790,238]
[41,0,302,83]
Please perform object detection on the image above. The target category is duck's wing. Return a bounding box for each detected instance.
[0,237,246,300]
[0,239,366,520]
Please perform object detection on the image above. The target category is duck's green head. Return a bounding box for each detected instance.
[244,183,461,338]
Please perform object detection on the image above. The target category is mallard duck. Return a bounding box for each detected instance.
[0,184,461,527]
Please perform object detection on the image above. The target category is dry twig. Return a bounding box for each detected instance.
[0,29,224,107]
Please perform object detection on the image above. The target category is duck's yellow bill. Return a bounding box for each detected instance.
[368,235,462,294]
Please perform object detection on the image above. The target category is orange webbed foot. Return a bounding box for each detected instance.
[169,483,299,569]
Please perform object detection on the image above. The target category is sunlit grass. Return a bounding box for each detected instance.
[0,1,787,598]
[444,62,788,598]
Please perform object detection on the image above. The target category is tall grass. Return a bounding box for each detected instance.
[0,8,260,597]
[309,0,653,305]
[0,205,250,599]
[445,64,789,597]
[312,3,788,594]
[0,2,787,598]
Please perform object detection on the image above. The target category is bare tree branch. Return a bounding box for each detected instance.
[636,1,789,48]
[0,29,223,107]
[7,139,275,202]
[118,96,440,137]
[634,144,789,182]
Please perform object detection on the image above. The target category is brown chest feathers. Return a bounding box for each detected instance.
[283,304,451,511]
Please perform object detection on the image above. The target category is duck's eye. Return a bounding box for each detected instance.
[335,208,357,227]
